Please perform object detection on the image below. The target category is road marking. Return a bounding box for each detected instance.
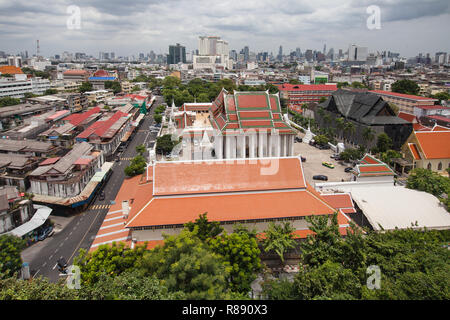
[42,262,46,267]
[52,263,58,270]
[49,255,53,260]
[67,208,103,264]
[33,269,40,277]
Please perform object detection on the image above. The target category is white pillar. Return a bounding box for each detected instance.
[215,134,223,159]
[231,136,237,159]
[274,134,281,157]
[258,132,264,158]
[268,133,273,157]
[290,135,294,156]
[238,135,245,159]
[249,133,256,158]
[225,135,233,159]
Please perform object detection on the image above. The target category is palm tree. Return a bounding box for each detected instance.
[344,121,356,144]
[362,127,376,148]
[336,117,345,139]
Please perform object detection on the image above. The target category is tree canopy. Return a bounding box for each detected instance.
[0,235,26,278]
[391,80,420,96]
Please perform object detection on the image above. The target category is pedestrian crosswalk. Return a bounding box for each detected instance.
[120,157,133,160]
[89,204,111,210]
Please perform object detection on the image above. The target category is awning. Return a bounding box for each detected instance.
[7,205,52,238]
[91,162,114,182]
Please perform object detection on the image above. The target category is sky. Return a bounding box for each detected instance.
[0,0,449,58]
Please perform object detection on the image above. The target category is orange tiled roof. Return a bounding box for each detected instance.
[153,158,305,196]
[415,131,450,159]
[408,143,421,160]
[126,189,336,228]
[320,193,354,210]
[0,66,23,75]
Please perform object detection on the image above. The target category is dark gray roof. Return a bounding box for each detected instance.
[323,89,409,125]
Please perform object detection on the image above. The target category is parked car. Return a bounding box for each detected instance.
[344,167,353,173]
[300,156,306,162]
[318,144,331,150]
[99,191,105,201]
[313,175,328,181]
[38,226,54,241]
[295,137,302,143]
[322,161,335,169]
[330,154,340,159]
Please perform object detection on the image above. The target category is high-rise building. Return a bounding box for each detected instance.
[278,45,283,61]
[168,43,186,64]
[348,44,368,61]
[7,56,22,67]
[194,36,231,70]
[305,50,313,62]
[295,48,301,59]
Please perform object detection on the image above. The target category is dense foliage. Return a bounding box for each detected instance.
[155,134,180,155]
[263,213,450,300]
[0,235,26,278]
[0,97,21,108]
[406,168,450,211]
[391,79,420,95]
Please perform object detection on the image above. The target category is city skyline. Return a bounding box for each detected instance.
[1,0,449,58]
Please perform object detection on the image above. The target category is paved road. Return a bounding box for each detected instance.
[23,96,163,282]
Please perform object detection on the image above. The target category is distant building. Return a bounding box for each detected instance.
[63,69,89,82]
[0,186,34,235]
[277,84,337,106]
[370,90,438,114]
[168,43,186,65]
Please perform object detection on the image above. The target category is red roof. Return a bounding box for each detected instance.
[397,112,417,123]
[413,123,431,131]
[63,69,88,75]
[432,125,450,131]
[415,105,446,110]
[74,157,93,165]
[63,107,101,126]
[93,69,109,77]
[370,90,437,101]
[408,143,421,160]
[427,115,450,123]
[153,158,305,196]
[39,157,60,166]
[415,131,450,159]
[76,111,128,139]
[0,66,23,75]
[277,84,337,91]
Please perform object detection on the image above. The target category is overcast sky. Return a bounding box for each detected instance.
[1,0,449,58]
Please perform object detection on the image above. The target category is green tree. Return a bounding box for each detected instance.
[73,242,147,286]
[140,230,231,299]
[261,222,296,263]
[79,81,93,93]
[406,168,450,199]
[153,113,162,124]
[136,144,146,155]
[362,127,376,147]
[391,79,420,95]
[0,97,21,108]
[431,92,450,102]
[313,134,329,146]
[0,276,78,300]
[124,154,147,177]
[318,96,327,104]
[79,270,183,300]
[344,121,356,141]
[288,79,301,84]
[208,231,261,293]
[44,88,58,95]
[292,260,361,300]
[104,81,122,94]
[0,235,26,278]
[376,133,393,153]
[184,213,223,241]
[156,134,179,155]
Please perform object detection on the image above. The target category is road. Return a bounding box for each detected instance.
[22,96,163,282]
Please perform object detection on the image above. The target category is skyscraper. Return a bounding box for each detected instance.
[168,43,186,64]
[278,46,283,61]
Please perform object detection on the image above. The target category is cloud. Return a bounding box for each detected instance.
[0,0,448,57]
